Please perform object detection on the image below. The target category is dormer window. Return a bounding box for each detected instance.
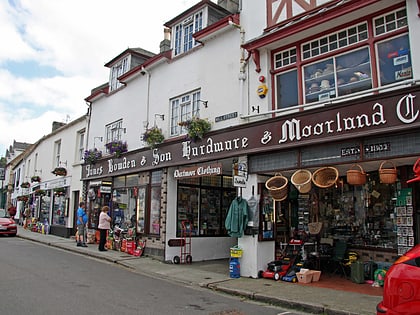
[109,56,130,92]
[174,11,203,56]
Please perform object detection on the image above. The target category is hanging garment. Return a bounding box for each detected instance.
[225,196,249,237]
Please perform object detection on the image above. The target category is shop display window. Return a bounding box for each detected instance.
[137,187,146,234]
[112,187,137,229]
[39,195,50,224]
[52,196,68,226]
[176,175,236,237]
[303,47,372,104]
[377,34,412,86]
[149,186,161,235]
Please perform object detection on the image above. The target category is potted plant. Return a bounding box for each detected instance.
[105,140,128,157]
[31,176,41,183]
[20,182,30,188]
[84,148,103,164]
[52,167,67,176]
[142,126,164,148]
[178,117,211,142]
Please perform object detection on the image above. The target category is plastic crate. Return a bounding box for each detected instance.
[230,246,243,258]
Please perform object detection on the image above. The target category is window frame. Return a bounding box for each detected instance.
[170,90,201,137]
[272,7,410,108]
[173,11,203,56]
[109,55,130,92]
[105,120,124,144]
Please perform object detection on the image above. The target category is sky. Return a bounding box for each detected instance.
[0,0,205,158]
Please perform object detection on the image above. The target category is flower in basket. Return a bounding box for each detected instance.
[20,182,30,188]
[52,167,67,176]
[178,117,211,142]
[142,126,164,148]
[34,189,46,196]
[31,176,41,183]
[105,140,128,157]
[53,187,66,196]
[17,195,29,202]
[83,148,102,164]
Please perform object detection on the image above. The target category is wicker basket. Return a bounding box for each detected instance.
[291,169,312,193]
[347,164,366,185]
[312,167,339,188]
[379,160,397,184]
[265,173,288,201]
[308,222,323,235]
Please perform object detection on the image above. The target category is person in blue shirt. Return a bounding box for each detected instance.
[76,202,88,247]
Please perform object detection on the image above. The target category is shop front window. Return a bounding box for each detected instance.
[39,195,50,224]
[377,34,412,86]
[52,195,68,226]
[176,176,236,237]
[112,187,137,229]
[303,47,372,104]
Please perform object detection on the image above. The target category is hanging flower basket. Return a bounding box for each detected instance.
[31,176,41,183]
[105,140,128,157]
[34,189,46,196]
[142,126,164,148]
[178,117,211,142]
[17,195,29,202]
[53,187,66,196]
[20,182,30,188]
[84,148,102,164]
[52,167,67,176]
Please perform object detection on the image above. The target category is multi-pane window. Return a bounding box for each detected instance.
[173,11,203,56]
[109,56,130,92]
[274,47,297,69]
[54,141,61,167]
[105,120,123,144]
[374,8,407,36]
[301,23,368,60]
[170,91,201,136]
[274,7,410,108]
[78,131,85,162]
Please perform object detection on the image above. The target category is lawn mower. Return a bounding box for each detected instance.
[258,239,304,281]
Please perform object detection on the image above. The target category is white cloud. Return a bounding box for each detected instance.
[0,0,203,156]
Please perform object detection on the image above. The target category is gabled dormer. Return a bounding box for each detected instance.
[104,48,155,92]
[164,0,236,57]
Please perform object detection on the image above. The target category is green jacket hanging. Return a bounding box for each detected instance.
[225,196,249,237]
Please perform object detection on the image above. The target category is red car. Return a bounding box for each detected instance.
[0,209,17,236]
[377,244,420,314]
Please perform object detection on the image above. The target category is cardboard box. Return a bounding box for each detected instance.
[310,270,321,282]
[297,272,313,283]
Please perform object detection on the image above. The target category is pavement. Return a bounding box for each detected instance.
[17,227,381,315]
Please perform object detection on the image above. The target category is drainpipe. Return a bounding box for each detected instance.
[141,66,151,130]
[229,18,248,118]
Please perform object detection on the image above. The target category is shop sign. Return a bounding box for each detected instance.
[215,112,238,122]
[100,186,111,193]
[81,87,420,180]
[173,163,222,179]
[364,142,391,154]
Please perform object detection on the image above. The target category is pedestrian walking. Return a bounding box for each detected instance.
[98,206,111,252]
[76,202,88,247]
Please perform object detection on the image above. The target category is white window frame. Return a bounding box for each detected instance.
[170,91,201,136]
[109,56,130,92]
[54,140,61,167]
[77,130,85,162]
[105,120,124,144]
[173,11,203,56]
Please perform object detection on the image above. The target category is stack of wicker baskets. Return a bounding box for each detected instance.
[312,166,339,188]
[265,173,288,201]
